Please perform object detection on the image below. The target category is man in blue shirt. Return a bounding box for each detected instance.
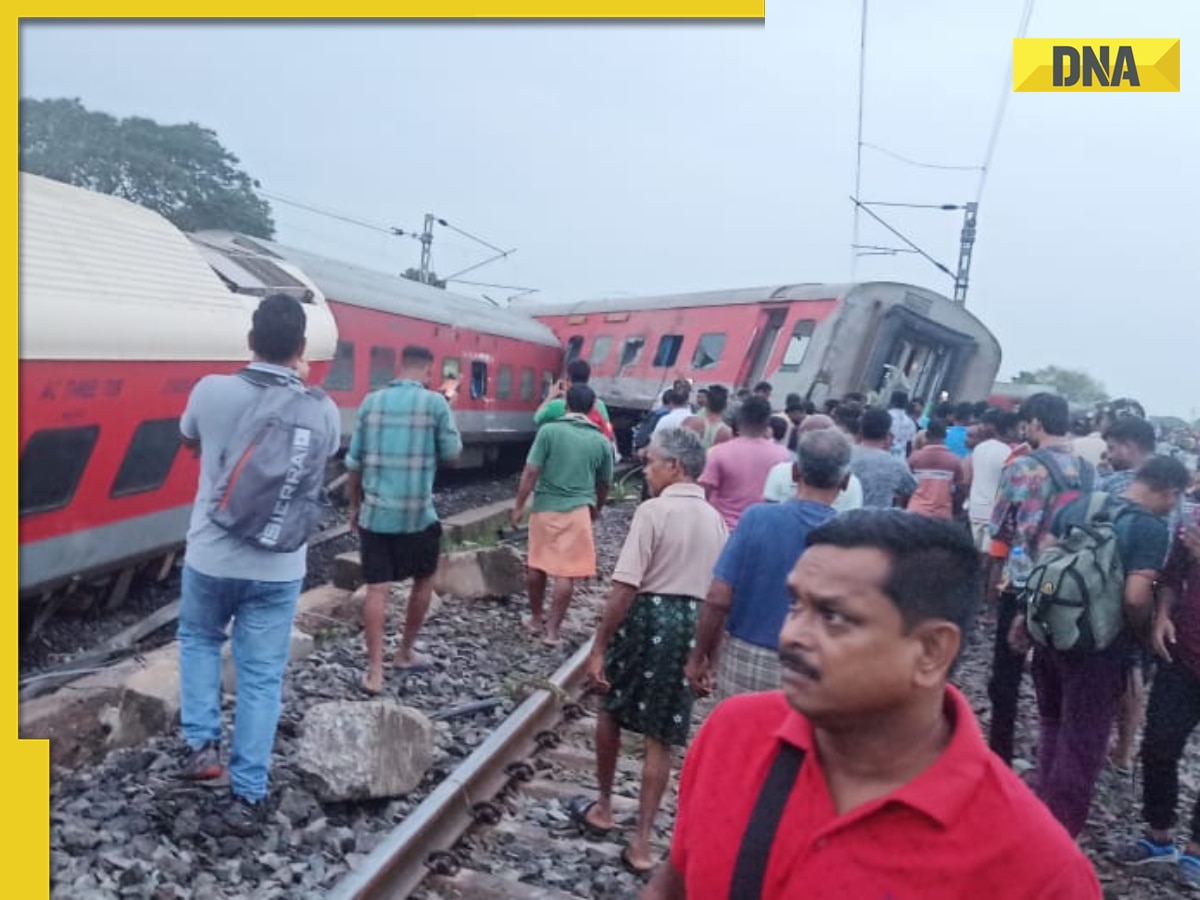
[685,428,851,699]
[346,345,463,694]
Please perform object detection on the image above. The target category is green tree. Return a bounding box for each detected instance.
[1012,366,1109,404]
[401,267,447,289]
[19,97,274,238]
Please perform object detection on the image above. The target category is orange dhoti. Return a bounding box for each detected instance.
[526,507,597,578]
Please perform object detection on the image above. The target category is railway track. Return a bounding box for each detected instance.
[328,638,674,900]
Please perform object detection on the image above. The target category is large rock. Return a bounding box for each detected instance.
[221,629,316,693]
[19,656,145,771]
[294,700,434,802]
[293,585,357,635]
[107,643,181,750]
[432,545,526,600]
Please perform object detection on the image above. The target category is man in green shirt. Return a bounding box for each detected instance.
[533,359,615,446]
[512,385,614,646]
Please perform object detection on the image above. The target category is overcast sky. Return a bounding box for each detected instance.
[19,3,1199,418]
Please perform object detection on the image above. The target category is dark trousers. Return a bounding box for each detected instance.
[987,590,1025,763]
[1031,643,1125,837]
[1142,661,1200,841]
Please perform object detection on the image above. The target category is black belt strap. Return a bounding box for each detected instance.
[728,742,806,899]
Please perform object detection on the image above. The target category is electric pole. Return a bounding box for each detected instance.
[418,213,435,284]
[953,202,978,305]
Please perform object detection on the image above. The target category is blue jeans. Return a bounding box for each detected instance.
[178,565,302,802]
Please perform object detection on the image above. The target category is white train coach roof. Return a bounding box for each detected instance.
[208,233,563,349]
[18,173,335,363]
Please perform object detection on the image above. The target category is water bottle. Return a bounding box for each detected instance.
[1007,546,1033,590]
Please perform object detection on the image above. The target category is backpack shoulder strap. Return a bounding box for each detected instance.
[728,742,805,899]
[1032,449,1071,495]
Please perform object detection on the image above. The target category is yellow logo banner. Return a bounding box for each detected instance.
[1013,38,1180,92]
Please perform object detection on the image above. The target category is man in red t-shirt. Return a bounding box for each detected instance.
[905,418,967,519]
[643,510,1100,900]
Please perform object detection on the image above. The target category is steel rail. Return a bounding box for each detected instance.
[327,638,595,900]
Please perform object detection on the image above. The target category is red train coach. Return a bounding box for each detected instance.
[18,174,339,598]
[189,233,565,469]
[523,281,1002,420]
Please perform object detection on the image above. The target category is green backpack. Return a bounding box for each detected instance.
[1024,492,1128,653]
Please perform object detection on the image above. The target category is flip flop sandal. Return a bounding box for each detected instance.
[565,795,613,838]
[394,661,434,676]
[620,846,656,877]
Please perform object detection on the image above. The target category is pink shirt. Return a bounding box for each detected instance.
[698,437,794,530]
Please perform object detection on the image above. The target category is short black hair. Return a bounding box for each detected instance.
[806,509,982,653]
[889,390,910,410]
[754,381,773,395]
[401,345,434,367]
[566,384,596,414]
[1019,392,1070,436]
[861,407,893,442]
[566,359,591,383]
[1103,416,1156,454]
[925,418,948,440]
[1135,455,1190,493]
[661,389,675,405]
[954,402,974,423]
[844,392,867,405]
[250,293,306,364]
[705,384,729,414]
[769,416,788,442]
[994,410,1021,439]
[738,396,773,431]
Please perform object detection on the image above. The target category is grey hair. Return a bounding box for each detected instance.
[797,427,852,490]
[650,427,707,480]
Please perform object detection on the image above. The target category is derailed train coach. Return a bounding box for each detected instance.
[523,281,1003,422]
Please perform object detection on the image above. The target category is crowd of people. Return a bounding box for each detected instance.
[171,296,1200,896]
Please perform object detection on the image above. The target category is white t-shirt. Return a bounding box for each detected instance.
[762,461,863,513]
[968,438,1013,522]
[654,407,693,433]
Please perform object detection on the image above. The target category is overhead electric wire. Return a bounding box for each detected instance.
[860,142,982,172]
[850,196,954,278]
[257,189,404,236]
[850,0,869,280]
[975,0,1036,205]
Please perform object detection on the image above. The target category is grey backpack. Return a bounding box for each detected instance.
[1024,492,1129,653]
[209,368,332,553]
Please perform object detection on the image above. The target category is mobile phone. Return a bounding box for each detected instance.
[1185,501,1200,529]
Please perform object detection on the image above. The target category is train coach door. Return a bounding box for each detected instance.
[740,307,788,390]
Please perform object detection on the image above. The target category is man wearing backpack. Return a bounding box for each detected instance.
[347,345,463,695]
[1019,457,1188,838]
[177,294,342,834]
[985,393,1094,765]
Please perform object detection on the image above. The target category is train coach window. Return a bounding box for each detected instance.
[497,365,513,400]
[20,425,100,516]
[369,346,396,389]
[470,361,489,399]
[565,336,585,362]
[520,368,535,401]
[443,358,461,382]
[619,337,645,368]
[541,371,555,400]
[589,336,613,366]
[324,341,355,391]
[780,319,816,371]
[653,334,684,368]
[110,418,182,498]
[691,332,726,370]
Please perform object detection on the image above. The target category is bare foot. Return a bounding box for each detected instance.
[391,650,431,672]
[361,670,384,695]
[542,631,564,648]
[522,617,544,637]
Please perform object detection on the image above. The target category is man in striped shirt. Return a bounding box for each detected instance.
[346,345,463,694]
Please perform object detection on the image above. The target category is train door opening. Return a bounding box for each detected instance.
[741,308,788,389]
[866,308,975,404]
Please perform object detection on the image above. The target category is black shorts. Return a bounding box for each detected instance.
[360,522,443,584]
